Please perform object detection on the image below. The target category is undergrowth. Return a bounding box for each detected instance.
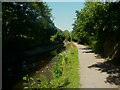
[23,42,80,89]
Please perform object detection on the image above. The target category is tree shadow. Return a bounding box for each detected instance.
[88,61,120,85]
[82,50,93,53]
[79,47,91,50]
[79,47,93,53]
[95,55,103,59]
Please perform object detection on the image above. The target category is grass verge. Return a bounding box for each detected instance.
[23,42,80,89]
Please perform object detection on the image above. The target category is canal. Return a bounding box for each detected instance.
[12,44,65,89]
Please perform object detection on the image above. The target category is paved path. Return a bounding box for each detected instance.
[77,44,119,88]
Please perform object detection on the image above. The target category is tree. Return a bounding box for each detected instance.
[72,1,120,56]
[2,2,61,88]
[63,30,70,41]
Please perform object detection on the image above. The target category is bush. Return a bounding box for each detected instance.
[23,42,80,88]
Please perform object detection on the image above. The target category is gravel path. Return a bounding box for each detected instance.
[77,44,119,88]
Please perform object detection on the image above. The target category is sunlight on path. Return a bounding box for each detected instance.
[77,44,119,88]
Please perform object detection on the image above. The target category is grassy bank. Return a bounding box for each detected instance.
[23,42,80,89]
[49,42,80,88]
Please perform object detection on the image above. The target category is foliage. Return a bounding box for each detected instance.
[23,42,80,88]
[50,29,71,44]
[2,2,65,88]
[3,2,57,53]
[50,42,80,88]
[72,2,120,55]
[23,74,49,89]
[50,28,65,44]
[63,30,70,41]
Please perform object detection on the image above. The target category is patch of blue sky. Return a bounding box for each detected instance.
[46,2,85,31]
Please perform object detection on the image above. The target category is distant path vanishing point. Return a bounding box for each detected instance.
[76,43,119,88]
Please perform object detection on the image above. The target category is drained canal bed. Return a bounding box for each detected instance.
[12,45,65,89]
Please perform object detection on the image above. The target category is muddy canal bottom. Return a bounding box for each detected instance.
[13,52,57,89]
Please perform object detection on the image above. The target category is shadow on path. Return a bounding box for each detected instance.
[79,47,93,53]
[88,61,120,86]
[82,50,93,53]
[79,44,120,86]
[79,47,91,50]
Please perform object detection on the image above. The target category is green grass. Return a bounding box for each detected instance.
[23,42,80,89]
[69,47,80,88]
[65,43,80,88]
[49,42,80,88]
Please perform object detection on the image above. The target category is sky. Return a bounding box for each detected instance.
[46,2,85,31]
